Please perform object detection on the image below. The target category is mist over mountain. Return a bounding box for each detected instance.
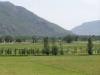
[0,1,72,37]
[72,20,100,35]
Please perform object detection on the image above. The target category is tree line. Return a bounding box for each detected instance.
[0,35,99,56]
[0,35,100,43]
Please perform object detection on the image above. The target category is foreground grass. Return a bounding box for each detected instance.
[0,56,100,75]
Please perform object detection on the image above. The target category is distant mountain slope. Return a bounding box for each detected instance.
[0,1,72,37]
[72,20,100,35]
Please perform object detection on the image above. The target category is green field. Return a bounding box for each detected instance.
[0,56,100,75]
[0,41,100,75]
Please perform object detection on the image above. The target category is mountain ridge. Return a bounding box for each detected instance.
[72,20,100,35]
[0,1,72,37]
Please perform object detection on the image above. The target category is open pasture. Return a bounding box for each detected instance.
[0,56,100,75]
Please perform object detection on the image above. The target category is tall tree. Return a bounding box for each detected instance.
[32,36,37,43]
[59,39,64,55]
[75,36,79,41]
[43,37,50,55]
[0,37,3,43]
[51,38,58,55]
[87,37,93,55]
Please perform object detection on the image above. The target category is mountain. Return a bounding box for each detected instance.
[0,1,72,37]
[72,20,100,35]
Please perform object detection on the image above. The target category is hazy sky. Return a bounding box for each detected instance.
[0,0,100,30]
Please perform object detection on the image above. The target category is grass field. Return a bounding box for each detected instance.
[0,41,100,75]
[0,56,100,75]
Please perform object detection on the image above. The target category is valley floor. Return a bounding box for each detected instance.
[0,56,100,75]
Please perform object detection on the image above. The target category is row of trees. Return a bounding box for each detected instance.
[0,35,100,43]
[0,35,23,43]
[0,37,64,56]
[0,35,97,55]
[43,37,95,55]
[0,47,99,56]
[0,48,64,56]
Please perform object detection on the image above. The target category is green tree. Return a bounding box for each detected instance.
[15,38,22,43]
[52,46,58,55]
[87,37,93,55]
[51,38,58,55]
[63,35,73,43]
[43,37,50,55]
[32,36,37,43]
[0,37,3,43]
[60,49,64,55]
[75,36,79,41]
[59,40,64,55]
[4,35,13,43]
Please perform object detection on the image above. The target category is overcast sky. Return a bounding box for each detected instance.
[0,0,100,30]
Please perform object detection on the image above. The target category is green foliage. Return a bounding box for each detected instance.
[63,35,74,43]
[4,35,13,43]
[15,38,22,42]
[32,36,37,43]
[0,37,3,43]
[43,37,50,55]
[87,37,93,55]
[75,36,79,41]
[59,49,64,55]
[0,40,99,56]
[51,46,58,56]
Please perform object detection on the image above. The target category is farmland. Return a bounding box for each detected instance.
[0,56,100,75]
[0,41,100,56]
[0,41,100,75]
